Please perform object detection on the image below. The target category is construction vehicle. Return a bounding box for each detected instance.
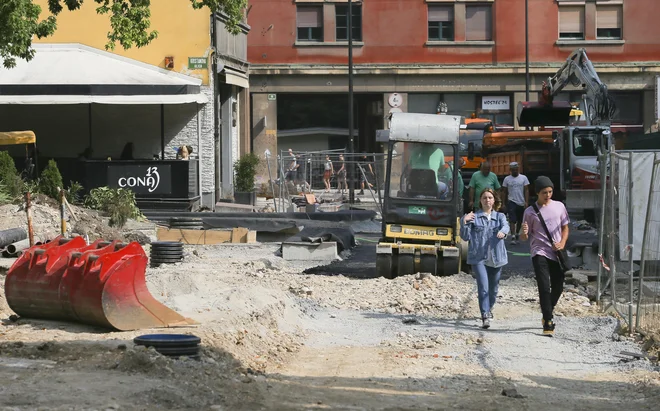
[376,112,464,279]
[4,235,197,330]
[478,129,563,201]
[0,130,38,178]
[517,48,615,220]
[459,117,493,186]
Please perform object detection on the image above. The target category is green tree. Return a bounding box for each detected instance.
[0,0,247,69]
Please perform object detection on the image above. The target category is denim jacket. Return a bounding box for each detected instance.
[459,210,510,267]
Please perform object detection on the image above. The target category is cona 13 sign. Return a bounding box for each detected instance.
[107,164,172,195]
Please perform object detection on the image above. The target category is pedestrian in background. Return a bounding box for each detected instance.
[468,161,501,211]
[520,176,570,336]
[323,155,334,193]
[336,154,347,194]
[460,188,510,329]
[502,162,530,245]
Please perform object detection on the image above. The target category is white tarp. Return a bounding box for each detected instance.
[0,43,207,104]
[618,151,657,261]
[0,94,207,105]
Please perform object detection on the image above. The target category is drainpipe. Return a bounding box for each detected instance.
[197,104,203,208]
[211,13,221,207]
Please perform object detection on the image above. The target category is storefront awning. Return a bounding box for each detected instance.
[0,43,208,105]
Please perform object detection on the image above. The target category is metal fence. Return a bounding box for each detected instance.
[637,153,660,333]
[598,149,660,334]
[261,149,387,212]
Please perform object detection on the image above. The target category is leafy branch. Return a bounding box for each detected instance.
[1,0,247,68]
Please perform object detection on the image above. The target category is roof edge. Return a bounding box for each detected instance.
[31,43,203,86]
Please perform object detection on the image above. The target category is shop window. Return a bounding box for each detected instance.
[465,5,492,41]
[611,92,642,124]
[428,5,454,41]
[596,5,622,39]
[559,6,584,39]
[408,94,443,114]
[297,6,323,42]
[336,4,362,41]
[444,94,477,118]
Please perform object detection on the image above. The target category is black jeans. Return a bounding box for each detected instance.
[532,255,565,321]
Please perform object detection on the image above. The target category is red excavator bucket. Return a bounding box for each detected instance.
[4,236,197,331]
[517,101,573,127]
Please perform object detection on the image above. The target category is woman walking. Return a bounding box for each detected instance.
[460,188,510,329]
[322,155,334,193]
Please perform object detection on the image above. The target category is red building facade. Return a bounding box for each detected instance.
[247,0,659,179]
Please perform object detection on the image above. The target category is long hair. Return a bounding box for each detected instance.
[480,188,502,211]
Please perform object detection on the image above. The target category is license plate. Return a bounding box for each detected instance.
[408,206,427,215]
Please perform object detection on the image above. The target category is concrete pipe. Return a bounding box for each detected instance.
[7,239,30,255]
[0,228,28,249]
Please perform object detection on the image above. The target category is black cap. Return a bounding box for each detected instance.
[534,176,554,194]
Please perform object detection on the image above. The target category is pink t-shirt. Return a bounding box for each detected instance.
[522,200,570,261]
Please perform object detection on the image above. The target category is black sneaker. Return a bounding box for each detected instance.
[488,312,494,320]
[543,319,555,336]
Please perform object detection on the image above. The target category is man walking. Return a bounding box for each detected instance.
[502,162,529,245]
[520,176,570,336]
[468,161,501,211]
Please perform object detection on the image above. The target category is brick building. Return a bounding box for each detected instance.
[247,0,660,181]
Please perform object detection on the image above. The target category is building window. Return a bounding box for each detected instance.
[465,5,492,41]
[336,5,362,41]
[428,5,454,41]
[559,6,584,39]
[596,5,622,39]
[297,6,323,42]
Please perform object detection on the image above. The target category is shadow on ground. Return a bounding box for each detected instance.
[303,233,536,280]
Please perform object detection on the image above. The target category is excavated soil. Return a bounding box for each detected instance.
[0,205,658,410]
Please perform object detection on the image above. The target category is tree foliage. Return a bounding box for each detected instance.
[1,0,247,69]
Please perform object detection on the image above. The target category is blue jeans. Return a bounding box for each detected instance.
[471,263,502,318]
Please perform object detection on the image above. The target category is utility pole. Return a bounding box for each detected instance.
[348,0,355,205]
[525,0,530,101]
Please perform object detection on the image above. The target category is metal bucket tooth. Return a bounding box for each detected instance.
[4,238,196,331]
[5,236,87,319]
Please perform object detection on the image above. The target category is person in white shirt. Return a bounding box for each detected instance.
[502,162,529,245]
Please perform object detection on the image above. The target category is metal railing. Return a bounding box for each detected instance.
[261,149,387,211]
[637,153,660,333]
[597,149,660,334]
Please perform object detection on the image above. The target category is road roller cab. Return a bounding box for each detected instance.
[376,112,464,279]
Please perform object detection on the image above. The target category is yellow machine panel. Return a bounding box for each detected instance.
[385,224,453,242]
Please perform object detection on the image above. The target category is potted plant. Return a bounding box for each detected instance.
[233,152,260,205]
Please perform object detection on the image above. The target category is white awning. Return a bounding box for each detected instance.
[0,94,207,105]
[0,43,208,105]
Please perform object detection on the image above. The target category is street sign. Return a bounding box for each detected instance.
[268,94,277,101]
[188,57,207,70]
[388,93,402,108]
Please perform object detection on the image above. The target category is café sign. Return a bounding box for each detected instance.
[108,165,172,195]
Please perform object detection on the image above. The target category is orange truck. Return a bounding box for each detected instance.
[457,116,493,185]
[477,129,563,201]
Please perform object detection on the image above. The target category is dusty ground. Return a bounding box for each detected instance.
[0,236,659,411]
